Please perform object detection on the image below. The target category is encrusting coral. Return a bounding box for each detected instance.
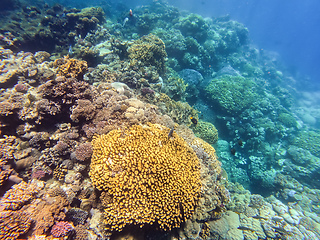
[90,123,202,234]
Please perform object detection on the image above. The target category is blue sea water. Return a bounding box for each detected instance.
[169,0,320,90]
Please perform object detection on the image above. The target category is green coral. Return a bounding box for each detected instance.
[205,75,257,113]
[156,93,198,125]
[178,14,209,43]
[128,34,167,75]
[278,112,297,128]
[292,130,320,158]
[192,120,218,145]
[163,69,188,101]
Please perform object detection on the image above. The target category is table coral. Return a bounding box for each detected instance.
[90,123,201,234]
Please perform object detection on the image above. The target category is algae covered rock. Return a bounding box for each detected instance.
[205,75,258,114]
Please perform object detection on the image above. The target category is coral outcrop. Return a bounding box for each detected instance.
[90,123,201,233]
[205,75,258,114]
[128,34,167,75]
[0,210,32,240]
[192,120,219,145]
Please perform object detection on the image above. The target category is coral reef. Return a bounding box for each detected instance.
[50,221,74,238]
[0,210,32,240]
[90,123,201,233]
[0,1,319,239]
[192,120,219,145]
[205,75,258,114]
[128,34,167,75]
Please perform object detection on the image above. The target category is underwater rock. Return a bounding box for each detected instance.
[179,69,203,86]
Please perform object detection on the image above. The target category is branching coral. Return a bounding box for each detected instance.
[90,123,201,234]
[0,210,32,240]
[54,56,88,80]
[51,221,74,238]
[0,136,17,186]
[128,34,167,75]
[1,180,43,211]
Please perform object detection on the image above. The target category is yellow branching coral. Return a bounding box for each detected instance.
[90,123,201,233]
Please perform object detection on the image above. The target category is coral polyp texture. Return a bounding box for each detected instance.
[0,210,32,240]
[128,34,167,75]
[50,221,74,238]
[89,123,201,233]
[54,56,88,80]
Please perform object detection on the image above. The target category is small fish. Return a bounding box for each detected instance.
[123,17,129,27]
[247,204,259,209]
[252,215,268,220]
[271,216,283,222]
[238,139,243,146]
[68,45,73,56]
[190,116,198,125]
[230,148,236,155]
[168,126,175,138]
[272,226,292,235]
[129,9,133,17]
[237,226,255,232]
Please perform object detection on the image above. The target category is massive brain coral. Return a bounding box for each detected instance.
[89,123,201,233]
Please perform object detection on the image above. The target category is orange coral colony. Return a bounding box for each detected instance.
[89,123,201,233]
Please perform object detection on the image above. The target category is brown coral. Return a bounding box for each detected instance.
[54,56,88,80]
[73,142,93,162]
[128,34,167,75]
[0,210,32,240]
[90,123,201,233]
[0,180,43,210]
[154,93,199,125]
[39,76,91,105]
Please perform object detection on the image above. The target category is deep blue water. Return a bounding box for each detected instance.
[168,0,320,89]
